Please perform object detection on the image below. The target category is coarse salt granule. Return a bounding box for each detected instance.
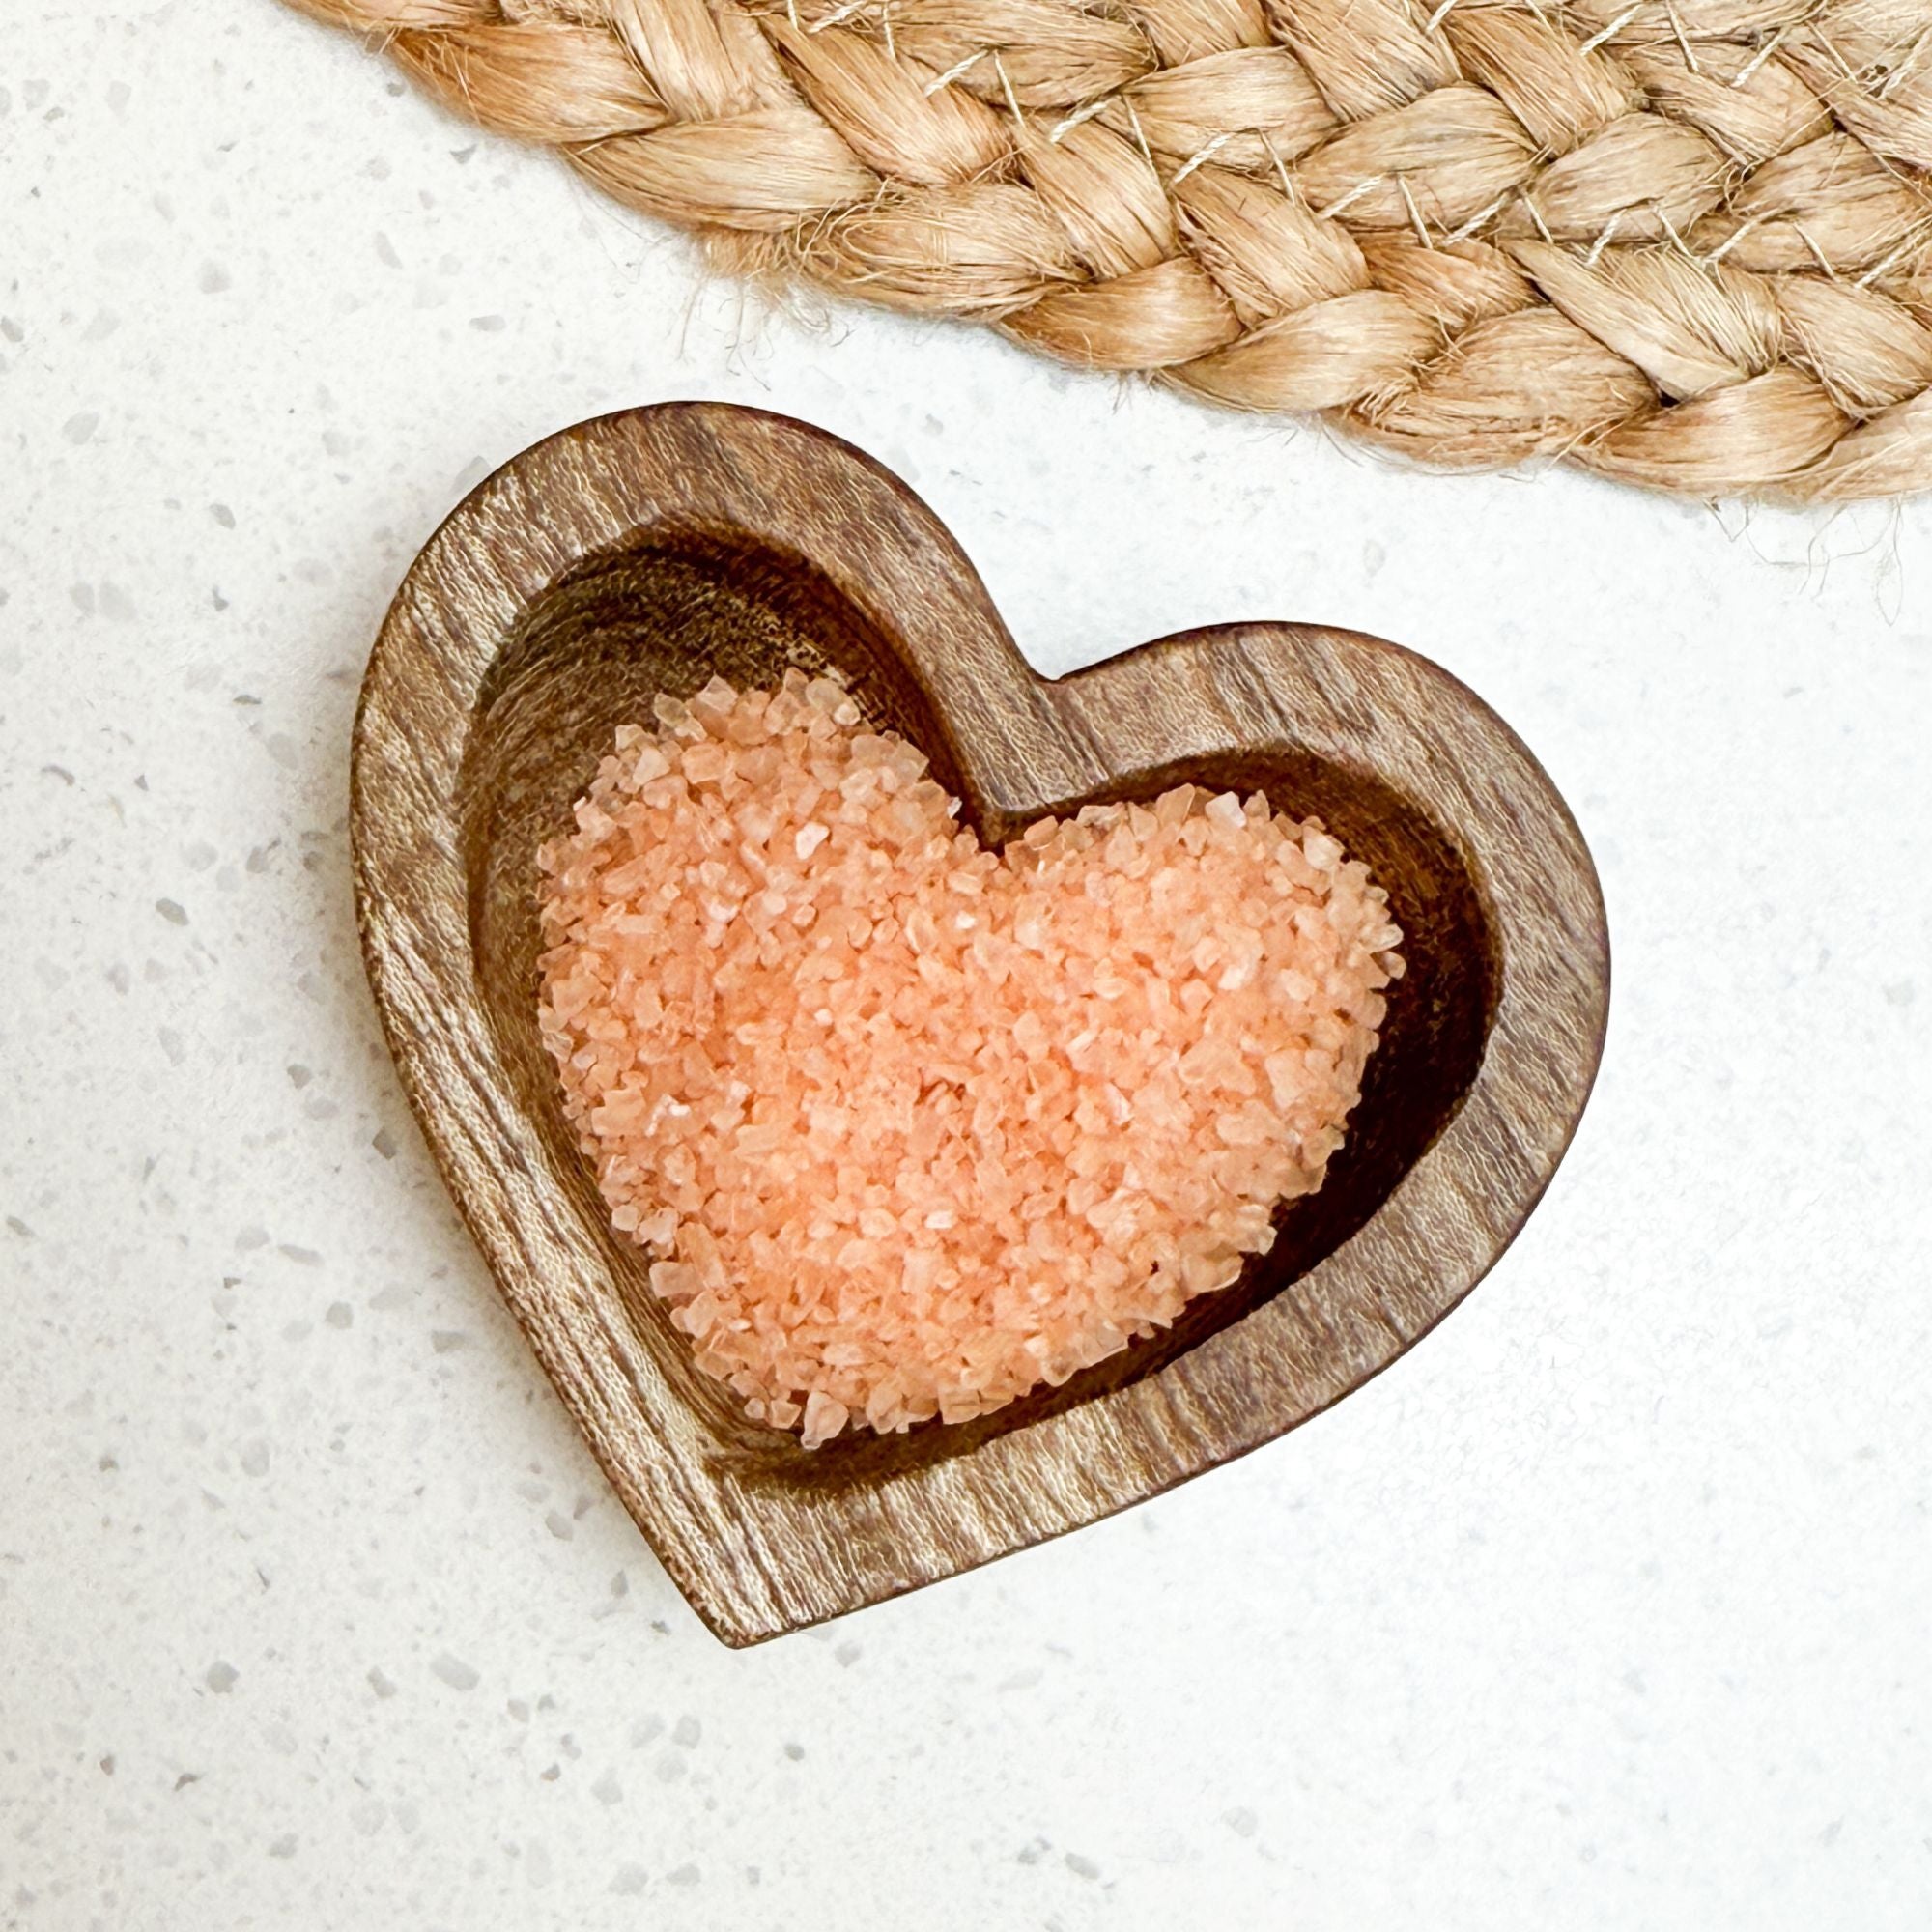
[537,672,1403,1447]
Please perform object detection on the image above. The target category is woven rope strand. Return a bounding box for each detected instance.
[289,0,1932,498]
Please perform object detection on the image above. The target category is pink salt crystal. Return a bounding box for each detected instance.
[537,679,1401,1447]
[1303,829,1343,871]
[801,1391,849,1448]
[681,740,728,785]
[689,675,738,730]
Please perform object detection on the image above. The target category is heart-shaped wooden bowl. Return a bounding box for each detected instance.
[353,401,1608,1646]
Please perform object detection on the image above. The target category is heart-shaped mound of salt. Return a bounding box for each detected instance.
[538,672,1403,1447]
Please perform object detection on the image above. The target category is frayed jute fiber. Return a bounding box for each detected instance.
[293,0,1932,498]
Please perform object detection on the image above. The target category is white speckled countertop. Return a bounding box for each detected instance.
[4,4,1931,1925]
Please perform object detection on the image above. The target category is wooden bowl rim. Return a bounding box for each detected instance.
[351,401,1610,1644]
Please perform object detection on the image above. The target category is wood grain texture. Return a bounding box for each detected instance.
[351,401,1609,1645]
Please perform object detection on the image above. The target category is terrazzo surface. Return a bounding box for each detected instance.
[4,3,1931,1924]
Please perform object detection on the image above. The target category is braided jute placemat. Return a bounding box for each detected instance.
[292,0,1932,500]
